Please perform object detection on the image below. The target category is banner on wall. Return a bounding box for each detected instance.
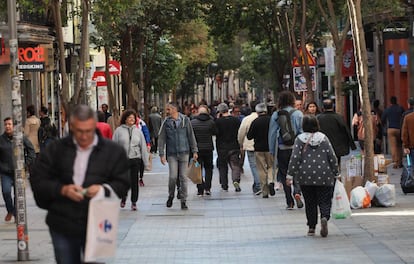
[324,47,335,76]
[342,39,355,77]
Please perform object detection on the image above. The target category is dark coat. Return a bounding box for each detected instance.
[247,114,271,152]
[317,111,356,158]
[0,133,35,176]
[191,113,217,152]
[30,133,130,238]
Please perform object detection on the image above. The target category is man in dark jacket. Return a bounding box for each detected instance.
[191,105,217,195]
[317,99,356,167]
[0,117,35,223]
[215,103,242,192]
[30,105,130,264]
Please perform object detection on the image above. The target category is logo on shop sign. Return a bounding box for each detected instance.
[99,219,112,233]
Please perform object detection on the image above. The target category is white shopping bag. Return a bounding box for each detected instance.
[331,179,352,219]
[84,185,120,262]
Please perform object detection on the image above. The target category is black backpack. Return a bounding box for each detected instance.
[277,109,297,146]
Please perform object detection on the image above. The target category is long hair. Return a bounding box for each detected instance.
[278,91,296,109]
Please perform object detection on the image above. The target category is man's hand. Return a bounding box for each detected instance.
[193,152,198,161]
[404,148,411,155]
[61,184,84,202]
[84,184,101,198]
[160,155,167,165]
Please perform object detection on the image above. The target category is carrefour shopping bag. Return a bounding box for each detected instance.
[84,185,120,262]
[331,179,352,219]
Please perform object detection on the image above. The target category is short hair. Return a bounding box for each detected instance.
[408,97,414,106]
[198,105,209,114]
[151,106,158,113]
[167,102,179,109]
[70,105,96,123]
[250,100,258,111]
[322,99,333,110]
[390,96,397,105]
[101,103,108,108]
[302,114,320,133]
[120,109,137,125]
[27,105,35,116]
[40,106,48,115]
[97,111,105,122]
[4,117,12,122]
[278,91,296,108]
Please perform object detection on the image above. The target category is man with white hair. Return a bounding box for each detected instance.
[191,105,217,195]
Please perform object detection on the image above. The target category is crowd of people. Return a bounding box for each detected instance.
[1,92,413,263]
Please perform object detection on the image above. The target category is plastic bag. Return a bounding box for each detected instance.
[187,159,202,184]
[331,179,352,219]
[375,184,396,207]
[350,186,371,209]
[364,181,378,200]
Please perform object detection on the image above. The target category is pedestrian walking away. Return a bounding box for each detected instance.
[0,117,36,223]
[191,105,217,196]
[287,115,339,237]
[215,103,242,192]
[30,105,130,264]
[113,109,149,211]
[24,105,41,157]
[158,102,198,210]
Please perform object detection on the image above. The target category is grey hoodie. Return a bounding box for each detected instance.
[287,131,338,186]
[112,124,149,167]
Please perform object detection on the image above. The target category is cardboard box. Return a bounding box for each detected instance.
[344,156,364,199]
[377,154,392,173]
[374,174,389,186]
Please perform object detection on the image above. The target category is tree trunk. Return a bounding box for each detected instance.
[104,46,119,126]
[347,0,374,182]
[120,28,137,110]
[73,0,89,105]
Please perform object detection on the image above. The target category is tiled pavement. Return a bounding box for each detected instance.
[1,151,414,263]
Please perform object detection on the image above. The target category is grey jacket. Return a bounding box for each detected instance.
[112,124,149,167]
[158,113,198,157]
[287,132,338,187]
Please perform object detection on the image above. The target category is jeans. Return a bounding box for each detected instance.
[217,149,241,189]
[277,148,294,206]
[196,151,213,192]
[49,229,85,264]
[1,174,15,214]
[247,151,260,192]
[168,153,189,201]
[122,158,142,204]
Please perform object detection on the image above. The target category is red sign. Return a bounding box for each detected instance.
[92,71,107,87]
[342,39,355,77]
[108,60,121,75]
[292,47,316,67]
[18,47,45,62]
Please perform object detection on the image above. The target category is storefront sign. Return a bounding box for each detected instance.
[18,46,45,71]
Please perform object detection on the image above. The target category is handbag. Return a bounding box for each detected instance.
[331,179,352,219]
[84,184,120,262]
[187,159,202,184]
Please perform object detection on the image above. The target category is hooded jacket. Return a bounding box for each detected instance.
[287,132,339,186]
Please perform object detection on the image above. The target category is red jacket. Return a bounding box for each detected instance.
[96,122,113,139]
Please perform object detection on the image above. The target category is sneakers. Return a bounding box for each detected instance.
[286,203,294,210]
[307,228,315,236]
[197,192,203,197]
[181,201,188,210]
[4,213,13,222]
[166,197,173,208]
[205,190,211,195]
[139,179,145,187]
[233,182,241,192]
[269,183,276,196]
[221,185,228,192]
[320,217,328,237]
[254,189,262,196]
[120,201,126,208]
[295,194,304,208]
[131,204,137,211]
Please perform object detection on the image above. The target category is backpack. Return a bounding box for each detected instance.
[277,109,297,146]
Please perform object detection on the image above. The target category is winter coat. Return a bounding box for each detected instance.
[112,124,149,167]
[247,114,271,152]
[30,133,130,237]
[215,115,241,151]
[191,113,217,152]
[317,110,356,158]
[0,133,36,176]
[287,132,339,187]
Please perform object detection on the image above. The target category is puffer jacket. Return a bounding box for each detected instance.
[30,133,130,238]
[191,113,217,152]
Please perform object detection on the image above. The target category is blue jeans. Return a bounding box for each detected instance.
[1,174,15,214]
[409,149,414,167]
[247,151,260,192]
[167,153,189,201]
[49,229,85,264]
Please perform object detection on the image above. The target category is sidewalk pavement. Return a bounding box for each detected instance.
[1,150,414,264]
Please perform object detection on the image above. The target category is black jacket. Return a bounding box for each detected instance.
[215,115,241,151]
[30,133,130,237]
[317,111,356,158]
[247,114,271,152]
[0,133,35,176]
[191,113,217,152]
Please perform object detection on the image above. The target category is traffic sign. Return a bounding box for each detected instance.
[108,60,121,75]
[292,47,316,67]
[293,66,317,92]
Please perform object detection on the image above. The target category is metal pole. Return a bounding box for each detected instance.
[8,0,30,261]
